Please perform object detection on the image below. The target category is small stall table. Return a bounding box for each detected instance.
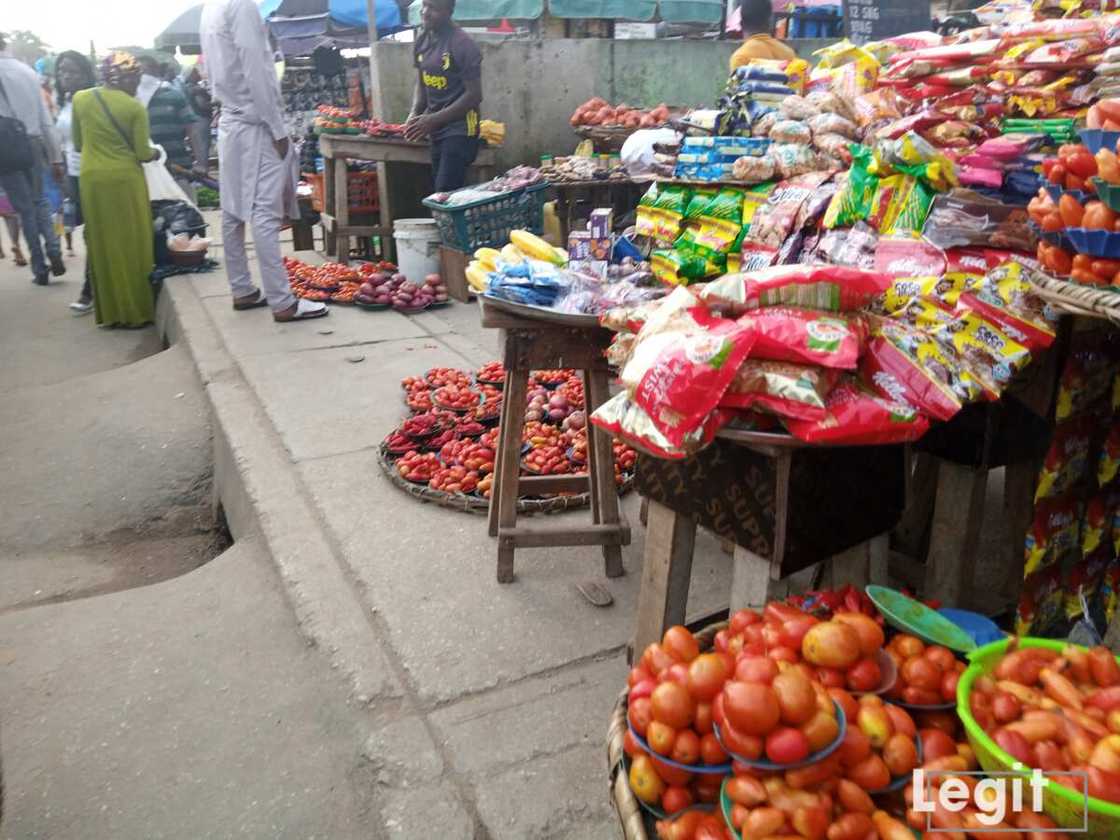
[318,134,498,264]
[480,296,630,583]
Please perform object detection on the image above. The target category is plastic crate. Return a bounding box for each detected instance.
[422,182,549,252]
[302,170,379,214]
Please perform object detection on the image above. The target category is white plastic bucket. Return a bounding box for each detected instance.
[393,218,441,283]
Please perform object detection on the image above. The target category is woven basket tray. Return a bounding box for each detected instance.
[376,443,634,515]
[606,620,727,840]
[1029,270,1120,324]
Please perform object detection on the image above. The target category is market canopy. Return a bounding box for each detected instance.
[260,0,405,54]
[155,4,205,53]
[406,0,722,25]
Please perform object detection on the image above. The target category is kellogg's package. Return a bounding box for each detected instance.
[873,236,947,279]
[621,307,757,446]
[783,376,930,445]
[590,391,730,460]
[719,359,840,421]
[956,261,1057,353]
[740,307,866,370]
[700,264,892,313]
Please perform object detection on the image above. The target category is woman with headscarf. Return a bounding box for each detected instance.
[54,50,97,313]
[71,52,157,328]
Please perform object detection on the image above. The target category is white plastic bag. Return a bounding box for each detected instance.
[620,128,681,177]
[143,145,193,205]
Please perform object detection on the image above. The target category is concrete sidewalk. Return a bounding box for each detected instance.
[158,221,735,837]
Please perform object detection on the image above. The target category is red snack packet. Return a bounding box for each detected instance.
[944,247,1016,275]
[783,376,930,445]
[861,319,969,421]
[719,360,841,421]
[956,261,1056,353]
[739,307,866,370]
[874,237,948,278]
[700,265,892,313]
[589,391,729,460]
[622,308,757,447]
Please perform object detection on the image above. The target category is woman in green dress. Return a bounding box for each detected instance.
[72,52,157,327]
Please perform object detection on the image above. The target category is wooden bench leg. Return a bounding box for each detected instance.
[585,369,625,579]
[487,370,514,539]
[730,545,778,611]
[924,461,987,605]
[633,500,696,659]
[495,371,529,583]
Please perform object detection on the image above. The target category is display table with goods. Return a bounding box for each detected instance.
[317,133,498,263]
[607,586,1120,840]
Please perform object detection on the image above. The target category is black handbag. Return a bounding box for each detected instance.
[0,79,35,176]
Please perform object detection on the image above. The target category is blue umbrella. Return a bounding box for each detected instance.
[259,0,403,33]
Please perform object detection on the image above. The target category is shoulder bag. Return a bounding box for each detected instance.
[0,79,36,175]
[93,89,192,205]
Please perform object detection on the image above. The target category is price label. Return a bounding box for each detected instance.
[843,0,929,44]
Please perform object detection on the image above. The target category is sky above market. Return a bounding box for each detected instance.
[7,0,199,56]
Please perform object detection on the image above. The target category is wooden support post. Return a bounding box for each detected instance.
[633,500,697,657]
[495,371,530,582]
[893,452,938,559]
[322,155,337,257]
[584,369,625,579]
[333,153,351,264]
[730,545,776,611]
[924,462,988,605]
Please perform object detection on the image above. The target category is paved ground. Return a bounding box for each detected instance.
[154,216,736,837]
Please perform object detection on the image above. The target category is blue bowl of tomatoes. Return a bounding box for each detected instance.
[1064,227,1120,259]
[1044,183,1094,205]
[1079,128,1120,155]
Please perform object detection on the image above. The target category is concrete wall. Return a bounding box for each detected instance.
[374,38,738,169]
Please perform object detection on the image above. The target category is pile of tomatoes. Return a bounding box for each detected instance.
[884,633,964,706]
[1040,144,1099,195]
[283,257,400,304]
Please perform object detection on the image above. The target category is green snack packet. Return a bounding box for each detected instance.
[636,182,662,239]
[654,185,692,242]
[679,188,746,256]
[823,145,876,229]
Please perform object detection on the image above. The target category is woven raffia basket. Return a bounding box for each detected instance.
[1029,270,1120,324]
[606,620,728,840]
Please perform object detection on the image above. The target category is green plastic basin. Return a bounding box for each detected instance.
[957,636,1120,840]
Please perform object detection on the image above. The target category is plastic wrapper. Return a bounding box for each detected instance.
[769,119,812,145]
[853,88,902,128]
[813,133,855,163]
[808,112,859,141]
[651,245,723,286]
[956,261,1057,353]
[677,188,744,257]
[871,274,968,316]
[744,172,833,250]
[1024,496,1081,577]
[620,307,757,446]
[1066,514,1113,620]
[752,111,779,138]
[861,318,973,421]
[739,307,866,369]
[784,376,930,445]
[921,191,1033,253]
[732,154,775,183]
[811,221,878,269]
[700,264,891,313]
[922,120,985,149]
[806,90,857,123]
[778,95,820,121]
[1035,417,1094,502]
[825,58,879,101]
[1055,336,1118,423]
[867,175,935,236]
[635,182,662,239]
[771,143,828,179]
[589,390,728,460]
[873,237,947,279]
[1017,565,1063,636]
[741,183,778,230]
[719,359,840,421]
[823,146,876,228]
[652,185,692,242]
[1100,426,1120,489]
[871,132,958,191]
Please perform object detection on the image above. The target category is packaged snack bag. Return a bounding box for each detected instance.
[808,112,860,140]
[956,261,1056,353]
[745,172,833,250]
[1035,416,1094,502]
[778,96,820,121]
[871,274,968,316]
[700,264,892,312]
[652,185,692,242]
[1099,424,1120,488]
[873,237,948,279]
[621,307,757,446]
[635,182,662,239]
[651,245,724,286]
[1017,565,1063,635]
[740,307,865,369]
[1055,334,1120,423]
[719,359,840,421]
[783,376,930,445]
[823,145,877,228]
[741,182,779,230]
[1024,496,1082,577]
[1065,544,1112,621]
[589,391,729,460]
[861,319,968,421]
[1104,557,1120,625]
[677,188,745,256]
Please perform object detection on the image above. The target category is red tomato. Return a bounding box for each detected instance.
[1065,150,1098,179]
[631,679,656,701]
[1067,174,1087,192]
[664,663,691,688]
[661,785,694,815]
[652,682,695,729]
[700,732,728,765]
[647,720,677,755]
[817,667,846,688]
[735,655,779,685]
[624,729,646,759]
[1041,211,1064,232]
[629,697,652,736]
[729,609,762,634]
[1048,163,1067,185]
[723,681,781,735]
[1059,193,1084,227]
[719,719,764,759]
[688,653,731,701]
[672,730,701,765]
[663,626,700,663]
[650,754,693,787]
[694,702,713,735]
[628,666,653,688]
[765,727,811,764]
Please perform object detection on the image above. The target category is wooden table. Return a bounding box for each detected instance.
[631,431,907,657]
[480,297,630,583]
[318,134,497,265]
[549,179,646,242]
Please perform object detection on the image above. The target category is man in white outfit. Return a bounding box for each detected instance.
[200,0,327,322]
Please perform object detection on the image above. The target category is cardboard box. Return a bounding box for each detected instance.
[567,230,591,261]
[590,236,612,261]
[589,208,614,239]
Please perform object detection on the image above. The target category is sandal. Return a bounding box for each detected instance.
[12,246,26,267]
[274,299,328,322]
[232,289,269,311]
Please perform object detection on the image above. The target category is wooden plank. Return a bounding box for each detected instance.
[924,461,988,605]
[503,328,612,371]
[893,452,939,559]
[322,156,338,258]
[730,545,777,611]
[319,134,498,167]
[488,369,516,539]
[1002,459,1037,602]
[495,372,530,582]
[333,153,351,265]
[585,368,627,578]
[319,214,385,237]
[869,534,889,584]
[517,474,591,495]
[632,500,697,657]
[500,523,630,549]
[439,245,472,303]
[829,542,871,589]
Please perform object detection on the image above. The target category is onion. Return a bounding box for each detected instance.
[567,411,586,430]
[548,408,566,421]
[548,394,569,410]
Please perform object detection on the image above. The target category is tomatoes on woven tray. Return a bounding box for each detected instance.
[433,384,480,411]
[523,444,571,475]
[426,366,472,388]
[476,361,505,383]
[429,465,480,494]
[396,451,439,483]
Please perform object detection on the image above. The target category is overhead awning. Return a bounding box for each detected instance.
[261,0,406,53]
[407,0,713,23]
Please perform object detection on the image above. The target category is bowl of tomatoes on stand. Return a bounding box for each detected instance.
[380,364,637,511]
[1031,140,1120,287]
[611,590,1044,840]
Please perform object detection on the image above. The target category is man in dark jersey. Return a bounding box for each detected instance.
[404,0,483,192]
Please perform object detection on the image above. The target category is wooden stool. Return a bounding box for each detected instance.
[480,300,630,582]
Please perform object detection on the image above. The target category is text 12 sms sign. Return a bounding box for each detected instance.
[844,0,930,45]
